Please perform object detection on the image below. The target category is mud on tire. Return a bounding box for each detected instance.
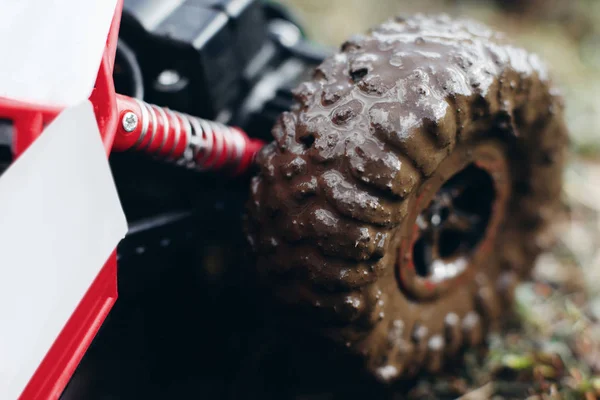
[245,14,568,381]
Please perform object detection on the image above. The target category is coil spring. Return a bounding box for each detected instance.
[114,95,263,174]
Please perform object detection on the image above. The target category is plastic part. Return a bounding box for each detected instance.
[0,0,119,107]
[121,0,270,119]
[0,101,127,400]
[206,0,267,66]
[0,1,124,399]
[123,0,238,118]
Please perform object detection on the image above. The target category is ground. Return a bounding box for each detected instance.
[277,1,600,398]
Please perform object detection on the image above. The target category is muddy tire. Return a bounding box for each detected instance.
[245,15,568,382]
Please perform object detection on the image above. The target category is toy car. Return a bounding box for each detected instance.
[0,1,567,399]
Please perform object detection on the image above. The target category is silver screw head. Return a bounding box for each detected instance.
[122,111,138,132]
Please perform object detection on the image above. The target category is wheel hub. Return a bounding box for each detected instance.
[397,142,510,300]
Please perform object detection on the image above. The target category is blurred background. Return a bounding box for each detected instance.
[276,0,600,398]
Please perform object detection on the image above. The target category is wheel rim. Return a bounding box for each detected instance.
[397,142,511,300]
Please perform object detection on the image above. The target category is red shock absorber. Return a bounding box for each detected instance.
[112,94,264,175]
